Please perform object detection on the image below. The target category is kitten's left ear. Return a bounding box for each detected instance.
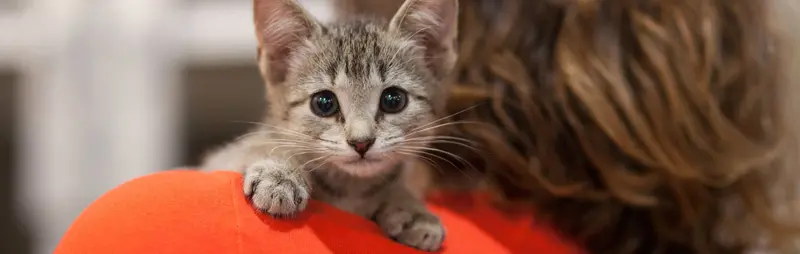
[254,0,322,85]
[389,0,459,79]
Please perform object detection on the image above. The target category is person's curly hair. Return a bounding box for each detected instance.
[335,0,800,253]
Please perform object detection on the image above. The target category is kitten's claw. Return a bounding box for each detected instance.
[377,206,445,251]
[244,159,309,217]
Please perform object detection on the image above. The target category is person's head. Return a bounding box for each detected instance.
[336,0,800,252]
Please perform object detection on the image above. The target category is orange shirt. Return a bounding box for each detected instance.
[56,170,582,254]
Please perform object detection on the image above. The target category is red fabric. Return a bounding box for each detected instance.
[55,170,582,254]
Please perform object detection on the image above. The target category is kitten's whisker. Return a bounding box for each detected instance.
[233,131,274,143]
[270,147,313,159]
[232,121,313,139]
[251,140,314,146]
[234,130,311,143]
[403,135,479,145]
[281,143,334,158]
[263,144,315,156]
[268,145,315,157]
[255,143,314,150]
[399,145,479,173]
[281,148,320,155]
[256,138,318,146]
[251,141,308,146]
[397,148,453,165]
[305,153,336,173]
[286,150,326,162]
[394,151,443,174]
[254,130,312,140]
[401,145,472,166]
[397,148,477,181]
[402,140,479,152]
[261,143,314,149]
[409,104,484,133]
[386,136,475,149]
[316,138,338,144]
[254,131,312,139]
[306,160,327,173]
[416,156,441,172]
[252,132,336,146]
[404,121,483,138]
[387,137,479,157]
[396,148,460,172]
[300,153,334,170]
[402,154,444,175]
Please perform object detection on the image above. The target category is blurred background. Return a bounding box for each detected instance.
[0,0,334,253]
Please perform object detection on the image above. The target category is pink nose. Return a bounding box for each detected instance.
[347,138,375,156]
[354,142,368,150]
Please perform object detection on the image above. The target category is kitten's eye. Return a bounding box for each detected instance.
[310,90,339,117]
[379,87,408,113]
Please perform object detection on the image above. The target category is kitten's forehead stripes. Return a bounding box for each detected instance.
[323,20,389,86]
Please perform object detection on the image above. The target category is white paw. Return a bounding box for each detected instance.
[377,206,445,251]
[243,159,310,217]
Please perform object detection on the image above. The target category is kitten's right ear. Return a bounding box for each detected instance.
[254,0,321,85]
[389,0,458,80]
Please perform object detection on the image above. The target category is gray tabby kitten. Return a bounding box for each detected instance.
[201,0,458,251]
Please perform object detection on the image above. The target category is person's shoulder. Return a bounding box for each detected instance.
[55,170,244,254]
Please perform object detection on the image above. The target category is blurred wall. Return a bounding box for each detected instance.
[181,64,263,165]
[0,1,333,253]
[0,71,31,254]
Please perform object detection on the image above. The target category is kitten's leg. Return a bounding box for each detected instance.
[243,158,311,217]
[373,185,445,251]
[201,132,311,217]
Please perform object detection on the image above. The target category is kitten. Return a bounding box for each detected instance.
[201,0,459,251]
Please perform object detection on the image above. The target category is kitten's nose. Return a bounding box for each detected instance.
[347,138,375,157]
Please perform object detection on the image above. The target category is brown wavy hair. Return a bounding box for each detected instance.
[335,0,800,253]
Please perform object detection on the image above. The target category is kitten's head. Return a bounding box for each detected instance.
[253,0,458,177]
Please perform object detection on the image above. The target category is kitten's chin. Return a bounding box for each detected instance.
[332,157,398,178]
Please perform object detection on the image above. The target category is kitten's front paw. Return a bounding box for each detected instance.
[243,159,309,217]
[376,206,445,251]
